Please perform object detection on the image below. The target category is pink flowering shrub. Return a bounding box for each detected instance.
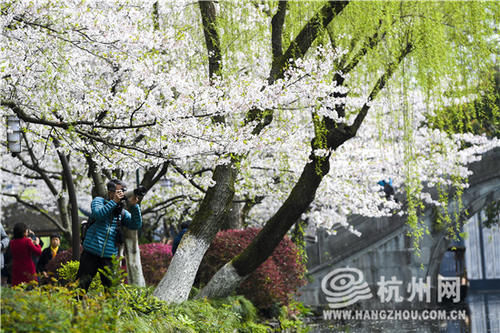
[139,243,172,286]
[197,228,307,310]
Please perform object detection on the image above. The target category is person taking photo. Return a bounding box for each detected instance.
[76,179,142,292]
[10,223,42,286]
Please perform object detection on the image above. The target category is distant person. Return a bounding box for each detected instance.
[36,234,61,280]
[10,223,42,286]
[0,222,10,285]
[172,222,189,255]
[378,178,396,201]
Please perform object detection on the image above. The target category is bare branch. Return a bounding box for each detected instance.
[1,192,66,232]
[171,163,207,194]
[1,100,156,131]
[19,132,59,195]
[0,166,61,181]
[141,195,187,215]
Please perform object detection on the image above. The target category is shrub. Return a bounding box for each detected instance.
[45,248,78,282]
[1,285,270,332]
[197,228,307,310]
[47,243,172,287]
[1,286,118,332]
[55,260,103,292]
[139,243,172,286]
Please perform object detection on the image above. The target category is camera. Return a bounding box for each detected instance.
[116,186,148,209]
[121,185,147,201]
[28,231,36,241]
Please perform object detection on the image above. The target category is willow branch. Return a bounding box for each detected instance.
[350,42,414,133]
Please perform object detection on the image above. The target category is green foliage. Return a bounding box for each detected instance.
[1,285,271,333]
[484,200,500,228]
[1,286,118,333]
[98,255,127,292]
[118,285,165,316]
[55,260,103,292]
[208,295,258,323]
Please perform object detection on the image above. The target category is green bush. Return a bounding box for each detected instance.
[1,285,271,333]
[55,260,103,293]
[1,286,118,333]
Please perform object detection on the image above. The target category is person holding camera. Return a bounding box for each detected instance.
[76,179,143,292]
[9,223,42,286]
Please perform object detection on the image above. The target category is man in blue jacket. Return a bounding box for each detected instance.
[76,179,142,292]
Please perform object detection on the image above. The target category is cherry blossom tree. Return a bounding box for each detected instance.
[1,1,498,302]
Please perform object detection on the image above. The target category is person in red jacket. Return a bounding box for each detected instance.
[10,223,42,286]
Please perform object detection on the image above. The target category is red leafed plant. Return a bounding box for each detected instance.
[196,228,307,310]
[139,243,172,286]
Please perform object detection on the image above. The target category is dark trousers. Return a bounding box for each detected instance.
[76,250,112,292]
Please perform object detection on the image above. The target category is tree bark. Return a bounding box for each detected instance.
[198,153,332,299]
[220,198,244,230]
[153,162,237,303]
[56,149,81,261]
[123,228,145,286]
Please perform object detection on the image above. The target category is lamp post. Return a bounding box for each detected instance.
[7,115,21,155]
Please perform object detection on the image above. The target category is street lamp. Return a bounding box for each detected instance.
[7,115,21,155]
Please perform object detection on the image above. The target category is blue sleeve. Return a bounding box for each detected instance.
[123,204,142,230]
[91,197,118,224]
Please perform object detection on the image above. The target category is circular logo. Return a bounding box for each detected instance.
[321,267,372,308]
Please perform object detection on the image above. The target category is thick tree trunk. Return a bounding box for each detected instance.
[220,198,244,230]
[153,163,237,303]
[199,155,330,298]
[195,262,244,300]
[123,228,145,287]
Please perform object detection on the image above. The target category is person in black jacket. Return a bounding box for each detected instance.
[36,234,60,280]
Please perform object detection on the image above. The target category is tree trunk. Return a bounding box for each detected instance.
[195,262,244,300]
[198,155,330,298]
[57,150,80,261]
[123,228,145,287]
[153,162,237,303]
[220,198,244,230]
